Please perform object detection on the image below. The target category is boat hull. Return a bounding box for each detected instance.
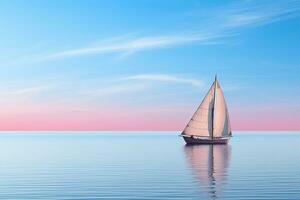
[183,136,229,145]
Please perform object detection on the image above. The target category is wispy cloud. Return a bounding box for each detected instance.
[0,74,203,104]
[121,74,204,88]
[0,86,50,98]
[40,0,300,60]
[223,0,300,27]
[80,74,203,99]
[43,32,224,60]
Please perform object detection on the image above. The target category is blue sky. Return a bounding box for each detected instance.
[0,0,299,130]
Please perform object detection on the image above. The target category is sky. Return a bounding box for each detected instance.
[0,0,299,131]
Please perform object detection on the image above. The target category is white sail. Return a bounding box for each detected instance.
[182,81,216,137]
[182,77,231,138]
[213,81,231,137]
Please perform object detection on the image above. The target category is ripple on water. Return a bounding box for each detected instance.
[0,132,299,199]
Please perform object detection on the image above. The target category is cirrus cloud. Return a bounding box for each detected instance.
[121,74,204,88]
[38,0,300,61]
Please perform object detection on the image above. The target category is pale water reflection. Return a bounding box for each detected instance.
[184,145,231,199]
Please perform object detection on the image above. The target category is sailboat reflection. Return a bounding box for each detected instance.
[184,145,231,199]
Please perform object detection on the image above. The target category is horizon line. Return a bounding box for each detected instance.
[0,130,298,133]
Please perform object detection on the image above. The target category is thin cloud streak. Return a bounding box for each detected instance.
[41,0,300,60]
[0,86,50,98]
[44,32,225,60]
[223,0,300,28]
[0,74,203,104]
[122,74,204,88]
[81,74,203,99]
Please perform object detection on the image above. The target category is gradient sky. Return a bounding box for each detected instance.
[0,0,299,131]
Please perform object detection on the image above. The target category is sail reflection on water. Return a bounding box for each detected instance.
[184,145,231,199]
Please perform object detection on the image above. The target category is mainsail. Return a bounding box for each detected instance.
[182,76,231,138]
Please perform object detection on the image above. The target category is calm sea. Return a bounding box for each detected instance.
[0,131,299,199]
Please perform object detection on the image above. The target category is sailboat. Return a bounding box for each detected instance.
[181,76,232,144]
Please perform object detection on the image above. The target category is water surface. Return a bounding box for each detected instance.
[0,131,299,199]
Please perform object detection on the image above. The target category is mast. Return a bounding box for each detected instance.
[211,75,217,139]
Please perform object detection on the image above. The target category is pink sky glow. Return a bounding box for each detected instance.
[0,104,298,131]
